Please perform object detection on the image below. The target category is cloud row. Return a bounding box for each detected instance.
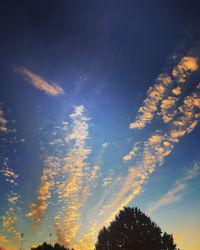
[82,53,200,249]
[26,170,53,224]
[130,56,199,129]
[104,77,200,226]
[54,106,100,247]
[26,105,100,249]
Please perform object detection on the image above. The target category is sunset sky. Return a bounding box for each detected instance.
[0,1,200,250]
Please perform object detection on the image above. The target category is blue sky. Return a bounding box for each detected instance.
[0,1,200,249]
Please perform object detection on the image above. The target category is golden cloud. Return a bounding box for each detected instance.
[31,243,42,248]
[13,66,65,96]
[0,167,18,187]
[130,73,173,129]
[160,96,178,123]
[0,117,7,125]
[172,86,181,95]
[44,105,102,248]
[123,143,140,161]
[2,208,17,233]
[0,127,7,132]
[26,173,52,224]
[172,56,199,83]
[8,193,19,204]
[130,55,199,130]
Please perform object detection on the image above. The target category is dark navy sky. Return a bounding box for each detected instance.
[0,1,200,249]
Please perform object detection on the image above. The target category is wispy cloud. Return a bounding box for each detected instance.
[13,66,65,96]
[147,163,200,213]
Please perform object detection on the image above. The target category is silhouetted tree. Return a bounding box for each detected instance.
[31,242,72,250]
[95,207,178,250]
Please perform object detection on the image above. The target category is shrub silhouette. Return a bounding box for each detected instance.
[95,207,178,250]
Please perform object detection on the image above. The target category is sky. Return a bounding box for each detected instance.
[0,1,200,250]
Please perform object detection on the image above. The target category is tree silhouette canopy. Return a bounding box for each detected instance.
[31,242,73,250]
[95,207,178,250]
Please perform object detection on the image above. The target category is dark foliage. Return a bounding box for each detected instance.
[95,207,178,250]
[31,242,74,250]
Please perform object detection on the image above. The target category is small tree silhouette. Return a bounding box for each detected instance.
[31,242,71,250]
[95,207,178,250]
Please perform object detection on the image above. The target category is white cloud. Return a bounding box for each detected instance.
[147,163,200,213]
[102,142,109,148]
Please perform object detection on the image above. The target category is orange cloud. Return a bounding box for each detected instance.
[123,143,140,161]
[31,243,42,248]
[130,73,173,129]
[26,172,52,224]
[7,193,19,204]
[0,117,7,125]
[55,115,90,244]
[172,56,199,83]
[2,208,17,233]
[44,105,101,248]
[0,127,7,132]
[172,86,181,95]
[0,109,7,132]
[160,96,178,123]
[13,66,65,96]
[130,55,199,130]
[0,165,19,186]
